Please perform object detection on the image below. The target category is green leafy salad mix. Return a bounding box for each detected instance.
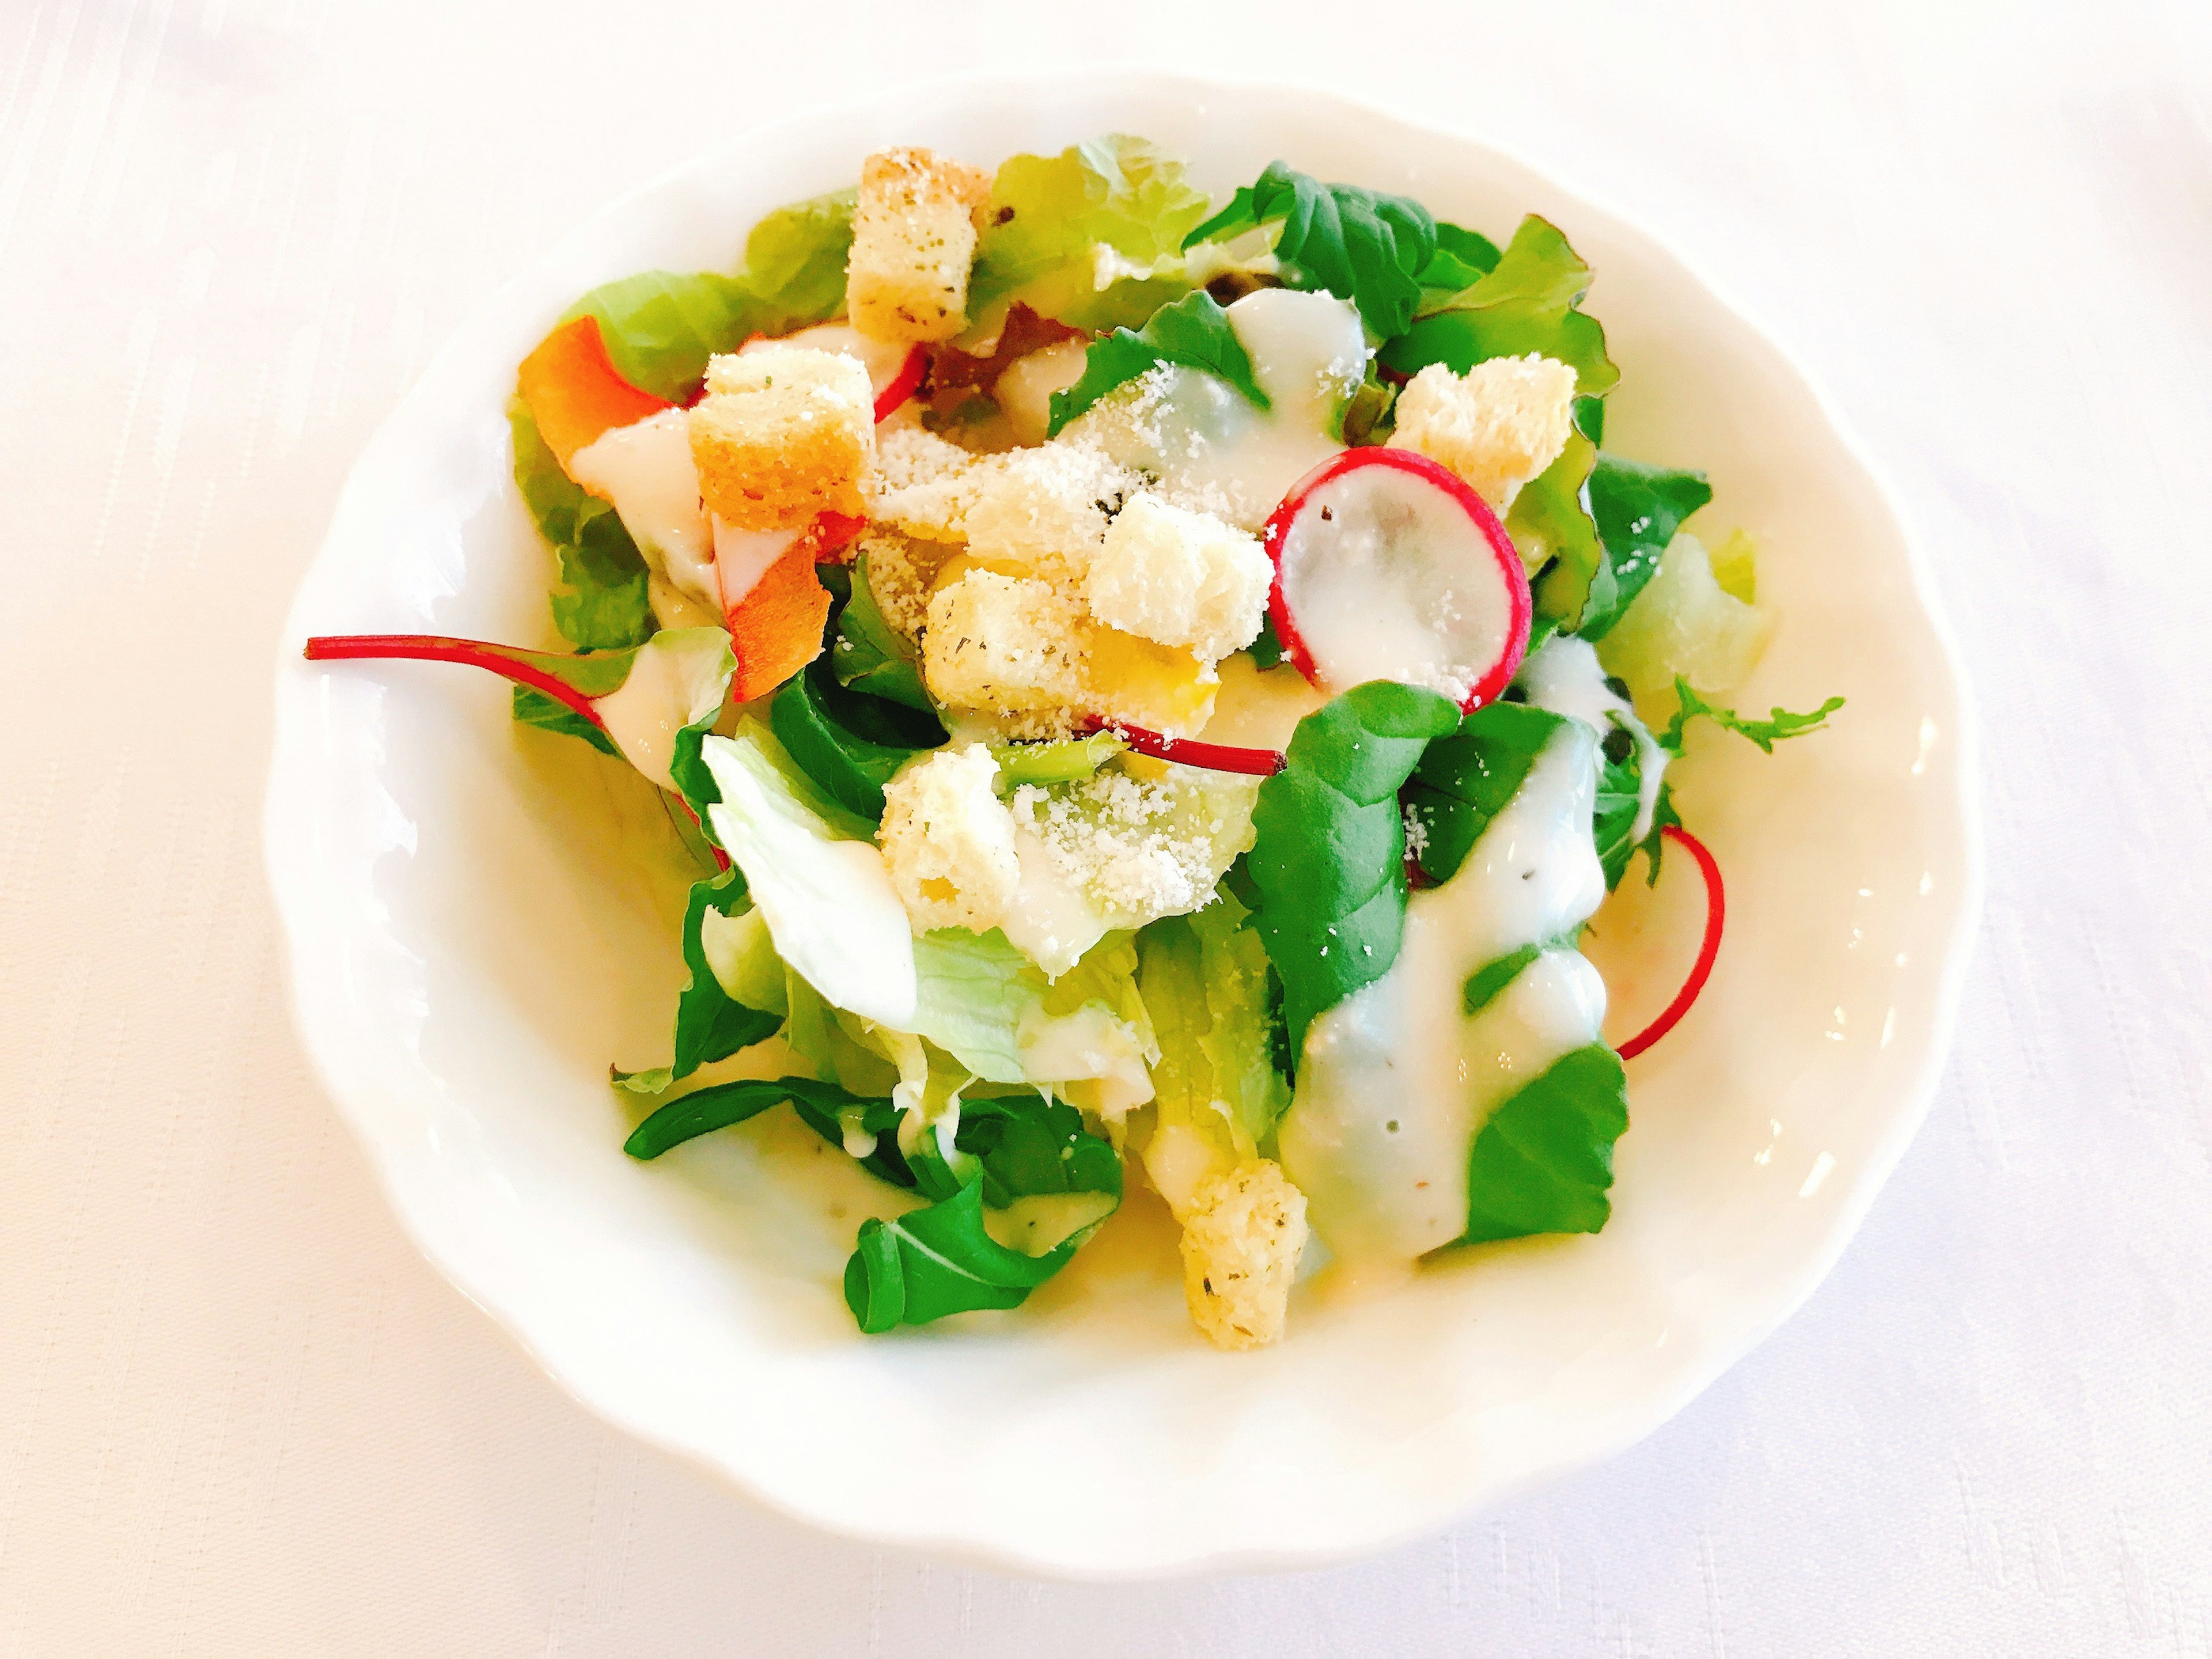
[309,134,1841,1350]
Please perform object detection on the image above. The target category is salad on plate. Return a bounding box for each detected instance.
[308,137,1840,1350]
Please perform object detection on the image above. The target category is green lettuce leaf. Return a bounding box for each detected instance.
[844,1177,1089,1334]
[510,402,653,650]
[1457,1043,1629,1245]
[1246,682,1463,1055]
[1512,421,1602,627]
[1661,679,1845,755]
[612,866,783,1093]
[1404,700,1572,886]
[1136,889,1290,1166]
[559,188,855,400]
[511,685,619,756]
[1574,457,1715,642]
[967,135,1212,338]
[1047,289,1267,437]
[1184,161,1438,339]
[769,658,944,821]
[830,550,933,710]
[1380,214,1620,396]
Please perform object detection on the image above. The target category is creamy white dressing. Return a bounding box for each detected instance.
[1274,461,1514,704]
[995,826,1110,978]
[1072,287,1366,531]
[982,1190,1118,1256]
[1277,727,1609,1264]
[994,340,1088,446]
[566,409,721,612]
[1519,635,1668,842]
[711,517,803,611]
[1195,653,1328,750]
[589,627,733,791]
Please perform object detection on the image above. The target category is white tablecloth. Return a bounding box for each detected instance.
[5,1,2209,1651]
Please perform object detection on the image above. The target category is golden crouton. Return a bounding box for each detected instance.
[687,345,874,531]
[847,146,992,344]
[1180,1160,1309,1350]
[878,745,1021,934]
[922,568,1089,718]
[1392,354,1579,510]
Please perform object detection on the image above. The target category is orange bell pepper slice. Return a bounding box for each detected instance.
[724,537,830,703]
[517,315,672,472]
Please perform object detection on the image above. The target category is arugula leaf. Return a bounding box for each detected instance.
[509,401,653,649]
[1574,457,1715,642]
[1457,1044,1629,1245]
[830,551,933,711]
[954,1093,1123,1209]
[1184,161,1438,339]
[612,867,783,1093]
[511,684,618,756]
[967,135,1212,338]
[1403,700,1573,886]
[1592,731,1645,891]
[1381,215,1620,397]
[769,658,944,821]
[623,1072,865,1157]
[844,1177,1089,1333]
[1246,682,1463,1055]
[1047,289,1268,437]
[1661,679,1846,755]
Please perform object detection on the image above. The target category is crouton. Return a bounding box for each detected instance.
[961,440,1138,586]
[869,425,986,543]
[687,345,874,531]
[847,146,992,344]
[1392,354,1579,510]
[1180,1160,1309,1350]
[922,569,1090,720]
[853,528,960,639]
[878,745,1020,934]
[1086,493,1272,661]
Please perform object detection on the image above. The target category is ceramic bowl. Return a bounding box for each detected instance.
[266,71,1980,1578]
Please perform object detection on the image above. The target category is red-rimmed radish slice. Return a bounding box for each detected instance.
[1263,446,1532,713]
[1077,717,1285,777]
[1615,825,1725,1061]
[872,345,926,422]
[740,324,925,421]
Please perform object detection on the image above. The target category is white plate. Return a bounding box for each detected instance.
[264,72,1980,1579]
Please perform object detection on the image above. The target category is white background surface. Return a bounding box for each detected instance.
[3,0,2208,1652]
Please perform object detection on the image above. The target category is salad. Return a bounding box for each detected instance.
[309,138,1840,1350]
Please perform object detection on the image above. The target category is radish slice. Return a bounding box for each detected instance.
[872,346,926,422]
[1616,825,1725,1061]
[1078,718,1285,777]
[1263,446,1532,713]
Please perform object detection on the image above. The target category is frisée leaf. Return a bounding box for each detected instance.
[1661,679,1844,754]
